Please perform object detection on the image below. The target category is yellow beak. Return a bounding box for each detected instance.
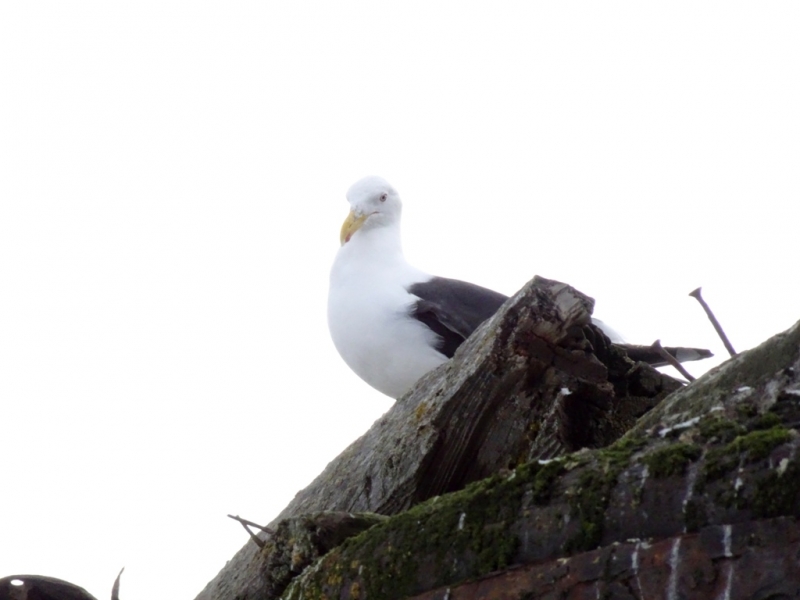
[340,210,369,245]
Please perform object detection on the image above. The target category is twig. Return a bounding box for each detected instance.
[227,514,274,548]
[650,339,695,382]
[227,514,274,533]
[689,287,737,357]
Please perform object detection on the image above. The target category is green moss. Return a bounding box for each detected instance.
[680,420,794,515]
[290,461,560,599]
[748,411,782,432]
[702,446,739,482]
[751,458,800,518]
[643,443,702,478]
[732,426,793,461]
[286,418,797,599]
[288,446,620,598]
[736,403,758,419]
[564,435,645,553]
[600,433,648,467]
[531,460,566,504]
[562,435,645,554]
[564,468,606,553]
[703,426,793,482]
[697,416,745,444]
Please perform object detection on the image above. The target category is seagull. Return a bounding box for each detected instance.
[327,176,709,398]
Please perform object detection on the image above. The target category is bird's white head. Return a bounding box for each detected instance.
[340,176,402,245]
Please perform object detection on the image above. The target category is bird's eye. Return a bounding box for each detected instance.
[380,193,388,202]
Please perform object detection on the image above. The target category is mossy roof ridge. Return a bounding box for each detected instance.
[283,321,800,599]
[285,438,800,600]
[282,457,575,600]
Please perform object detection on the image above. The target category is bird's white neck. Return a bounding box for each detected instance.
[360,222,403,252]
[332,223,428,285]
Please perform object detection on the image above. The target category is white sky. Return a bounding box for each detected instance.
[1,3,798,599]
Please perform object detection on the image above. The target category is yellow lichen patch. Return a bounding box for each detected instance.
[325,571,342,587]
[290,547,306,570]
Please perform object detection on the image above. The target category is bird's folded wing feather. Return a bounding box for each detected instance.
[408,277,508,358]
[408,277,713,368]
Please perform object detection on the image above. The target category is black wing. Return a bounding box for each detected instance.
[407,277,508,358]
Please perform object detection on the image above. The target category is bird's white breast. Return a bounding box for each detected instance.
[327,237,447,398]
